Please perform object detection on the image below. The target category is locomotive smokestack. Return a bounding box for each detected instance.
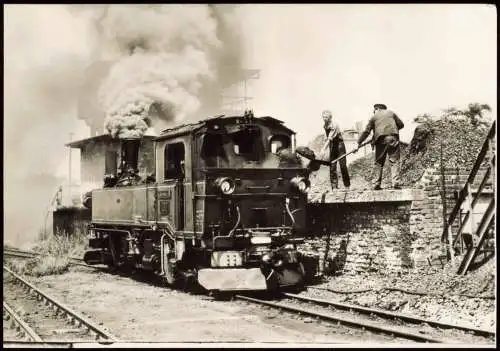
[121,138,140,174]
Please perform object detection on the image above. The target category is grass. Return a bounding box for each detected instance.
[7,225,88,277]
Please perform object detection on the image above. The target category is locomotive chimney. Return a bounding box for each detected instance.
[121,138,141,174]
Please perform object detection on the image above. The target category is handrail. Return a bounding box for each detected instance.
[464,120,496,188]
[441,120,496,243]
[471,164,493,208]
[457,197,495,275]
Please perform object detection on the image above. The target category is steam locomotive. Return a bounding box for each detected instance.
[83,111,315,293]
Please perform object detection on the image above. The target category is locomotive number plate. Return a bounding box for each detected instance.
[159,200,170,216]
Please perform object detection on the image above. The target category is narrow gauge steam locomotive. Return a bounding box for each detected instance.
[84,111,314,293]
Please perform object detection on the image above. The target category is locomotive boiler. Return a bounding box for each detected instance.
[83,111,313,293]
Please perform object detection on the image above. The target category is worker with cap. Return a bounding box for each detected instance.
[319,110,351,190]
[357,103,404,190]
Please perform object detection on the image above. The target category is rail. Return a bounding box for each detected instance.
[234,294,448,343]
[282,292,495,338]
[3,301,43,342]
[440,120,495,273]
[3,265,118,341]
[3,247,90,268]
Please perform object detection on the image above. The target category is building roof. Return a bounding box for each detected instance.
[66,134,156,149]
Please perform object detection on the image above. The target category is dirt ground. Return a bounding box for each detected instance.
[3,255,495,346]
[20,266,409,345]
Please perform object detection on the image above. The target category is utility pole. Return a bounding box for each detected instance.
[244,79,248,111]
[69,132,74,204]
[440,116,452,263]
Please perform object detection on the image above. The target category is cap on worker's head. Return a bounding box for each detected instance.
[374,103,387,110]
[322,110,332,118]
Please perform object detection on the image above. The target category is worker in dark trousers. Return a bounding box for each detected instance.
[357,103,404,190]
[319,110,350,190]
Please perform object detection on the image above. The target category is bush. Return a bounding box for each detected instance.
[11,226,89,277]
[8,256,71,277]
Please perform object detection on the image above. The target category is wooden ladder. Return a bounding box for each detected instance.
[441,120,496,275]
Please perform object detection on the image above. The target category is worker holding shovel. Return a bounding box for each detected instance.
[296,139,371,186]
[319,110,351,190]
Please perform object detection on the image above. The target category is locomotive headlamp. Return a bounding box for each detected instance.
[290,176,310,193]
[262,254,272,263]
[214,177,236,195]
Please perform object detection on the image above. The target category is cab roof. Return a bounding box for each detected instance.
[156,113,295,140]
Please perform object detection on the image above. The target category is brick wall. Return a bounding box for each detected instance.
[53,207,91,236]
[409,166,446,269]
[302,153,492,275]
[303,190,414,275]
[410,157,493,269]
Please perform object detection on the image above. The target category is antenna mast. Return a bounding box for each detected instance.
[221,68,260,114]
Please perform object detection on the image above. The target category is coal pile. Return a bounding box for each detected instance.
[306,118,492,194]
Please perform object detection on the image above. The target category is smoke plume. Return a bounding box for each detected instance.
[4,4,245,244]
[71,4,244,138]
[4,5,94,245]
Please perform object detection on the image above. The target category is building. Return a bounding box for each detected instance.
[342,122,370,164]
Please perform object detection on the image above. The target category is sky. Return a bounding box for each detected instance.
[237,4,497,146]
[5,4,497,181]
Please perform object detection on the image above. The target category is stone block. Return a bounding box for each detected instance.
[343,191,375,203]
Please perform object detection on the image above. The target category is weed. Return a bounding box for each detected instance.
[11,225,88,277]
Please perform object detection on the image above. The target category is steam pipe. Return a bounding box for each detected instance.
[160,233,166,276]
[228,205,241,237]
[164,220,176,239]
[285,198,296,226]
[162,227,175,243]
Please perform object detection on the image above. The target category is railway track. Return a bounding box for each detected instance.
[4,247,495,344]
[3,265,118,344]
[286,292,496,338]
[234,292,495,344]
[3,247,89,267]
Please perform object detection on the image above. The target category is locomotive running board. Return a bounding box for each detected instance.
[197,268,267,291]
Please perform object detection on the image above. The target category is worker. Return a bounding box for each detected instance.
[357,103,404,190]
[319,110,350,190]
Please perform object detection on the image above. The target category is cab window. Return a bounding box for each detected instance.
[200,133,227,168]
[164,142,185,180]
[269,135,291,154]
[231,127,265,162]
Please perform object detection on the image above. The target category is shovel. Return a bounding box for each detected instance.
[297,139,372,166]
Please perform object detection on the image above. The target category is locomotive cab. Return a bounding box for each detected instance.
[84,112,312,292]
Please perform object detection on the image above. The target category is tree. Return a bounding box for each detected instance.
[413,113,435,125]
[463,103,492,127]
[442,103,492,128]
